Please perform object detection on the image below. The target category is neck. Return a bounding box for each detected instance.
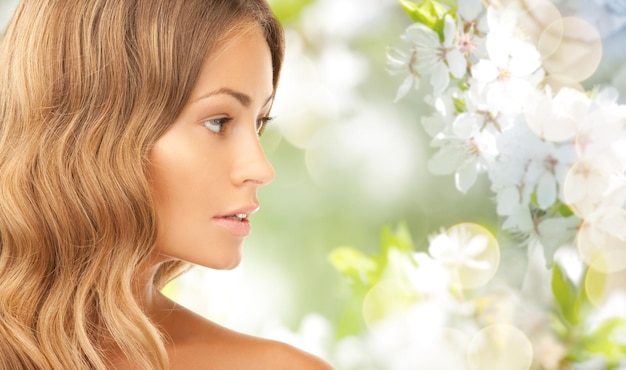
[133,253,173,318]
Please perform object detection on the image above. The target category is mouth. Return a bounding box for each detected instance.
[213,207,258,237]
[222,213,249,222]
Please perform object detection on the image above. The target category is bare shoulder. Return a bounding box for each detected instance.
[157,298,334,370]
[168,321,334,369]
[253,339,335,370]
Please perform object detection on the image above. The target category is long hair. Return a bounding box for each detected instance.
[0,0,284,368]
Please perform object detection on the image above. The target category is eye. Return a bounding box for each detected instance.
[202,117,232,134]
[256,116,274,136]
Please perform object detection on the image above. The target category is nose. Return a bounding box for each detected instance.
[231,132,275,187]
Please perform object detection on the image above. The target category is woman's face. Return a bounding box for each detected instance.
[149,26,275,270]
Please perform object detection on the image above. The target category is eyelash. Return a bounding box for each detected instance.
[256,116,274,136]
[202,116,274,136]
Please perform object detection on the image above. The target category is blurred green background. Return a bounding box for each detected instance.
[165,0,500,338]
[163,0,626,345]
[168,0,498,338]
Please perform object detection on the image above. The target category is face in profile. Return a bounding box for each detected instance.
[149,25,275,270]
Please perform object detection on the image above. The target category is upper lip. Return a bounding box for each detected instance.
[215,204,260,219]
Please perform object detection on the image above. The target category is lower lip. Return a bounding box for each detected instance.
[213,217,251,237]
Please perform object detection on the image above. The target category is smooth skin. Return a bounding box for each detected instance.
[132,26,334,369]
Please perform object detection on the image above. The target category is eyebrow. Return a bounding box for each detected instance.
[192,87,273,108]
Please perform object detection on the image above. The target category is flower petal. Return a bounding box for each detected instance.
[431,63,450,96]
[429,233,454,259]
[395,74,416,102]
[406,23,439,49]
[536,172,557,210]
[447,50,467,79]
[471,60,499,83]
[458,0,483,20]
[428,145,467,175]
[496,186,521,215]
[467,234,489,255]
[455,164,478,193]
[443,15,457,47]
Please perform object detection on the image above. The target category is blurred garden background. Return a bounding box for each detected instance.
[163,0,502,343]
[2,0,626,368]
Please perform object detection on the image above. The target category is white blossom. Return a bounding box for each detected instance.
[428,228,490,271]
[387,46,420,102]
[470,7,544,116]
[381,1,626,368]
[458,0,483,22]
[403,15,467,96]
[358,302,471,370]
[524,87,590,142]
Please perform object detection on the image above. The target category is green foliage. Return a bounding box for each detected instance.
[554,200,574,218]
[452,96,466,113]
[552,263,583,325]
[551,264,626,367]
[328,246,379,288]
[328,223,419,336]
[380,222,414,256]
[330,225,626,367]
[530,193,575,219]
[399,0,456,40]
[329,223,416,295]
[584,318,626,360]
[268,0,314,23]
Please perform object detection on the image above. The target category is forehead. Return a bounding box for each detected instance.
[189,25,273,102]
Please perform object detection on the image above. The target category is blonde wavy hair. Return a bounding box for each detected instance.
[0,0,284,368]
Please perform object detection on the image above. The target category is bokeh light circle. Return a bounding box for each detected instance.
[541,74,584,95]
[509,0,563,58]
[444,223,500,290]
[585,262,626,307]
[577,212,626,273]
[467,324,533,370]
[562,159,609,218]
[362,279,416,329]
[540,17,602,83]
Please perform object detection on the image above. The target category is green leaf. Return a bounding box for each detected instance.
[583,317,626,362]
[380,223,414,256]
[400,0,443,28]
[267,0,315,22]
[575,267,592,320]
[328,246,379,286]
[565,343,591,363]
[457,80,470,91]
[556,201,574,217]
[453,97,466,113]
[549,313,568,339]
[551,263,579,325]
[582,318,626,369]
[431,8,457,40]
[400,0,429,24]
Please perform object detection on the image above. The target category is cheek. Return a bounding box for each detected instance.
[148,134,238,265]
[149,128,223,212]
[150,148,220,230]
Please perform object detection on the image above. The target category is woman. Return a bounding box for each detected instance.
[0,0,333,368]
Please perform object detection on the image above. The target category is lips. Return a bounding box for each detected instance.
[223,213,249,222]
[216,205,259,220]
[213,205,259,237]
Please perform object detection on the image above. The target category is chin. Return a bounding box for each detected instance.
[214,258,241,270]
[198,253,242,271]
[222,259,242,270]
